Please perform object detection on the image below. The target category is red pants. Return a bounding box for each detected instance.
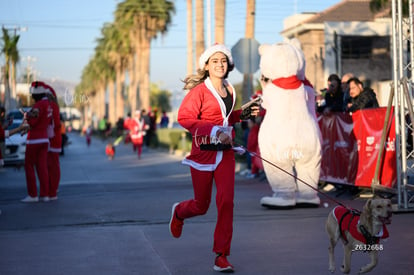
[133,143,143,158]
[47,151,61,197]
[24,143,49,197]
[176,150,235,256]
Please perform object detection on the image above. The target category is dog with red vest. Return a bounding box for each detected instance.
[326,198,392,274]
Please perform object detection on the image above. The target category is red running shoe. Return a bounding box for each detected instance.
[169,202,183,238]
[213,254,234,273]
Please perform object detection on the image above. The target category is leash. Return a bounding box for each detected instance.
[233,143,360,213]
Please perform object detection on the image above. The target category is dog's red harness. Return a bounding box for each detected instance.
[333,206,389,245]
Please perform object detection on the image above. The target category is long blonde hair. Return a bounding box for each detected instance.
[182,69,208,90]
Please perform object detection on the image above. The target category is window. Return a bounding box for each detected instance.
[341,35,390,59]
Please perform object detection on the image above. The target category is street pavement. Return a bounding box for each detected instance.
[1,131,414,275]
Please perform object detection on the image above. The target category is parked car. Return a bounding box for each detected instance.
[4,119,27,166]
[6,107,30,120]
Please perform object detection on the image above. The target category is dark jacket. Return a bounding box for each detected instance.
[347,88,379,113]
[317,90,344,113]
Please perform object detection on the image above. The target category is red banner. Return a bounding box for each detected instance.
[318,107,396,188]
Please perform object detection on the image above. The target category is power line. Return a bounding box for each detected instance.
[19,45,187,52]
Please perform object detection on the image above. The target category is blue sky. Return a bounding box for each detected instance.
[0,0,340,92]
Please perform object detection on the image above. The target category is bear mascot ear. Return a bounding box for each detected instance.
[259,43,301,81]
[284,38,306,80]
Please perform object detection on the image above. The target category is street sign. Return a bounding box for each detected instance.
[231,38,260,74]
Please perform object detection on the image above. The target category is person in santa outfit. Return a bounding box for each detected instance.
[169,43,259,273]
[21,81,52,203]
[129,110,148,159]
[245,91,265,179]
[123,112,132,144]
[45,84,62,200]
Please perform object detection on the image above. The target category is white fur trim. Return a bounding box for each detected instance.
[182,151,223,171]
[199,44,233,70]
[48,147,62,153]
[30,83,51,94]
[204,77,236,127]
[26,139,50,144]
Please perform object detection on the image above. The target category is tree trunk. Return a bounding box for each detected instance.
[3,58,11,112]
[82,105,90,130]
[214,0,225,44]
[195,0,205,69]
[11,62,17,109]
[245,0,255,39]
[128,55,138,113]
[133,43,143,111]
[187,0,194,75]
[98,87,106,121]
[108,80,116,124]
[139,38,151,110]
[116,68,125,119]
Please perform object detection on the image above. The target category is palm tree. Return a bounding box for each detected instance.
[214,0,225,44]
[9,35,20,109]
[195,0,205,67]
[1,27,20,111]
[99,22,132,122]
[79,46,110,124]
[97,24,116,124]
[115,0,175,111]
[369,0,409,16]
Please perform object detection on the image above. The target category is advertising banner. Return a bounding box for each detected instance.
[318,107,396,188]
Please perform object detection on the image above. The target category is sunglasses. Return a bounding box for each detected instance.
[261,75,270,82]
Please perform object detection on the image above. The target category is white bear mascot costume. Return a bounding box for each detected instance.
[258,42,322,208]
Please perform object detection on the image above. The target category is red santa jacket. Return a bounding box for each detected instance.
[27,97,50,145]
[48,100,62,153]
[333,206,389,244]
[129,118,146,145]
[105,144,115,156]
[178,78,241,171]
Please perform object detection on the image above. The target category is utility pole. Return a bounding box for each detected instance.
[187,0,194,75]
[242,0,256,102]
[206,0,211,46]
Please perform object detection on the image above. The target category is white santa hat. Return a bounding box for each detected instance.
[199,43,234,70]
[30,81,52,95]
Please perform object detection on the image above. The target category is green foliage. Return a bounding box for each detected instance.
[150,83,172,112]
[156,128,191,152]
[369,0,409,16]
